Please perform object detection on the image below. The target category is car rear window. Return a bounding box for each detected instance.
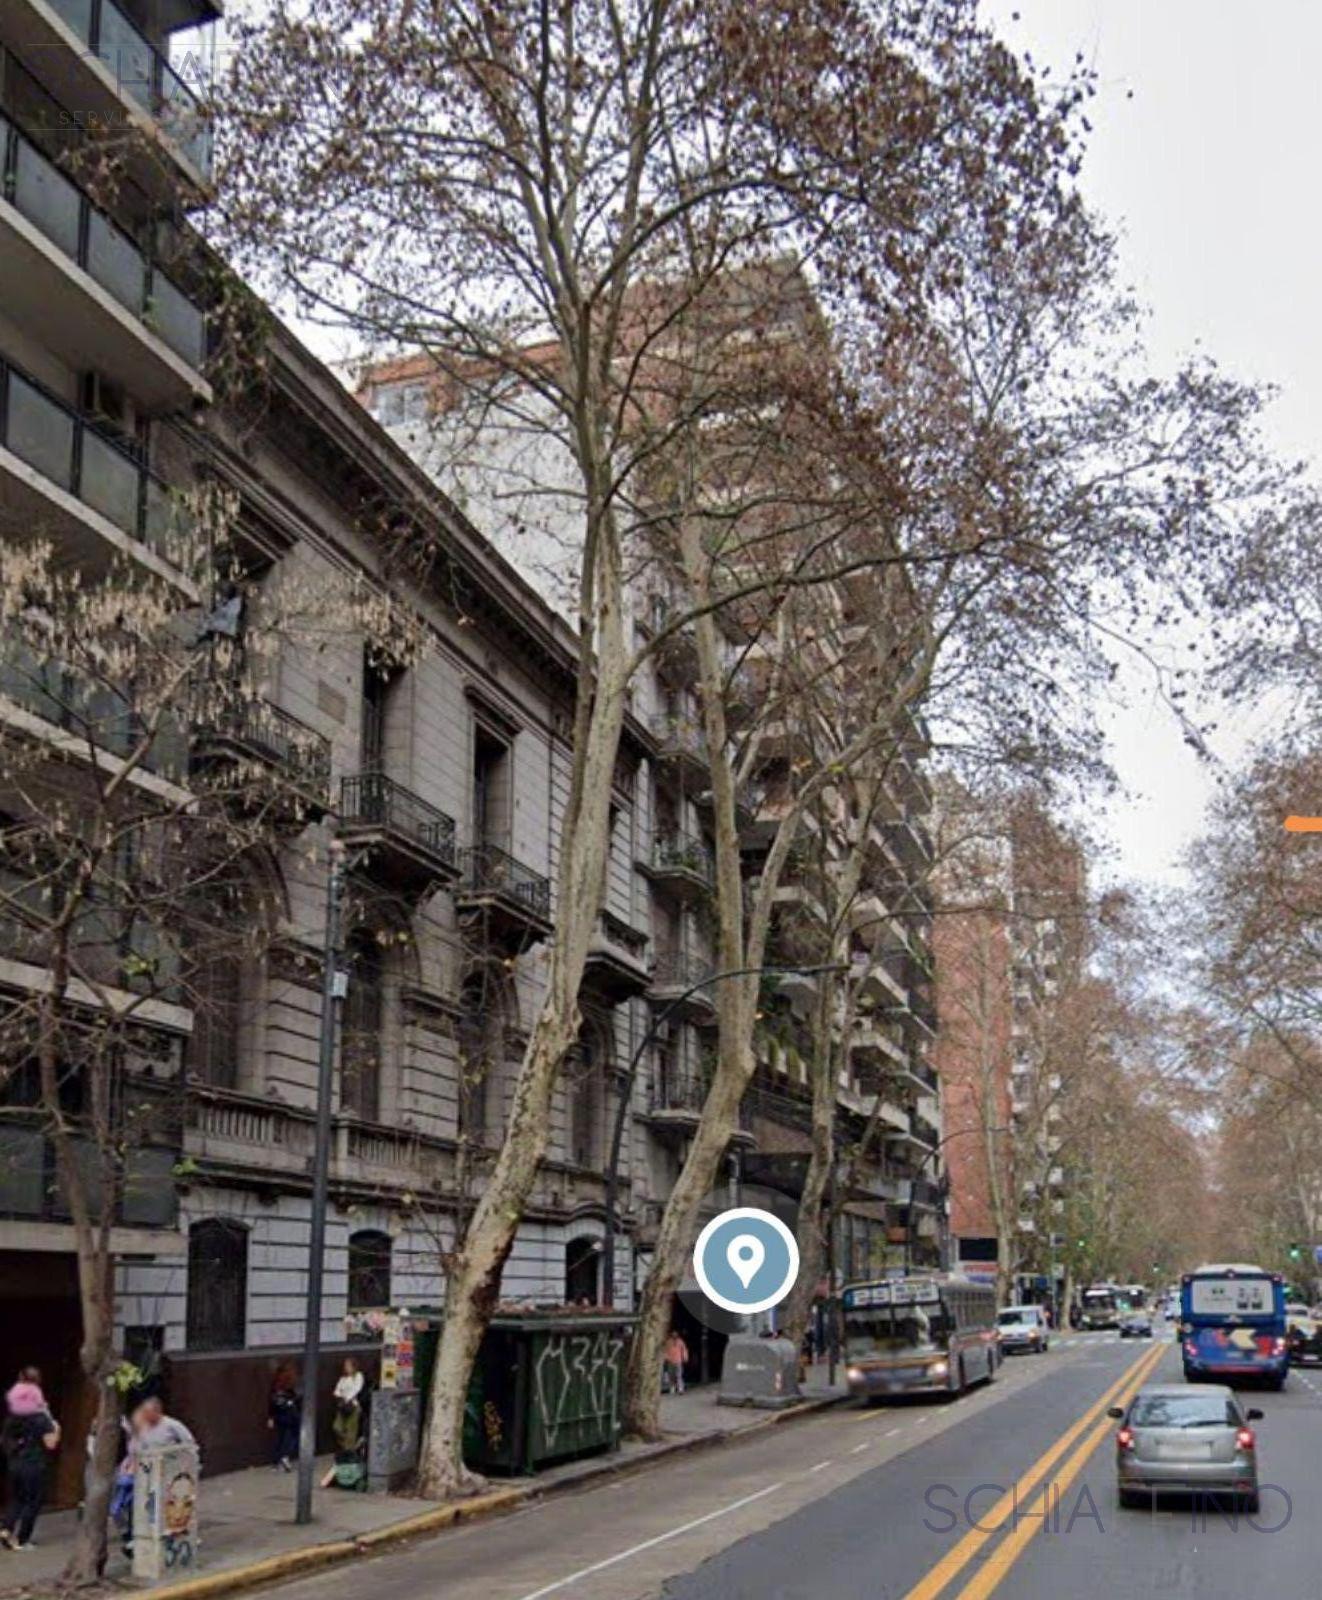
[998,1310,1036,1326]
[1130,1394,1237,1429]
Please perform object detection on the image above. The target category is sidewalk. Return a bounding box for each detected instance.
[2,1366,847,1597]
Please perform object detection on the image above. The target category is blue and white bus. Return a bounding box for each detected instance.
[1180,1263,1288,1389]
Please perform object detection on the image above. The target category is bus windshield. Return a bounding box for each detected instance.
[843,1304,948,1358]
[1187,1276,1276,1318]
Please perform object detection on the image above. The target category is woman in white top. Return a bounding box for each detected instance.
[332,1359,363,1406]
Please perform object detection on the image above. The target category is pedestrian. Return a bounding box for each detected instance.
[322,1358,365,1489]
[127,1396,196,1462]
[0,1397,59,1551]
[662,1330,688,1396]
[268,1362,301,1472]
[4,1368,49,1422]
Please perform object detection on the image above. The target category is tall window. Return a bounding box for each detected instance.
[348,1229,392,1309]
[186,1219,248,1351]
[341,930,384,1121]
[456,971,502,1144]
[566,1020,609,1170]
[472,725,511,851]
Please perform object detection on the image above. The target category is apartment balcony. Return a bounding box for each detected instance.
[0,638,187,782]
[0,354,196,592]
[0,112,209,410]
[454,843,553,947]
[644,1067,754,1148]
[641,831,714,902]
[651,711,707,782]
[850,1021,907,1072]
[648,952,719,1024]
[340,772,461,893]
[0,1116,179,1231]
[649,613,700,689]
[3,0,218,199]
[581,909,651,1000]
[191,697,332,823]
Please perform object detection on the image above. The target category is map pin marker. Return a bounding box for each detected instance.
[728,1233,765,1290]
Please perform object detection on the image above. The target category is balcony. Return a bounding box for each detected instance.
[454,843,553,948]
[0,112,209,409]
[651,711,707,782]
[641,831,714,902]
[0,355,196,591]
[2,0,217,197]
[191,697,332,823]
[582,910,651,1000]
[339,772,460,893]
[0,638,187,781]
[644,1064,754,1147]
[648,952,718,1024]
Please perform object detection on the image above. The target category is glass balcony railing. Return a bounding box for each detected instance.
[0,354,193,563]
[1,112,206,369]
[46,0,214,181]
[0,638,188,778]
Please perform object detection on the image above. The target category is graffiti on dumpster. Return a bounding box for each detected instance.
[531,1328,627,1452]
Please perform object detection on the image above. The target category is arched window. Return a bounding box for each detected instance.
[341,929,384,1121]
[565,1235,601,1305]
[348,1228,392,1310]
[186,1219,248,1351]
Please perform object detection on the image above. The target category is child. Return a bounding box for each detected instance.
[5,1369,48,1420]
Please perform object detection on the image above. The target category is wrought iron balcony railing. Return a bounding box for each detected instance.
[196,697,332,800]
[340,772,457,865]
[651,831,715,887]
[457,843,551,918]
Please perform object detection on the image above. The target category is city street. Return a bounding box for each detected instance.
[245,1332,1320,1600]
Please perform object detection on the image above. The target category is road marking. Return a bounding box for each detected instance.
[809,1460,833,1473]
[850,1440,871,1454]
[512,1483,785,1600]
[953,1346,1167,1600]
[886,1427,903,1437]
[900,1342,1166,1600]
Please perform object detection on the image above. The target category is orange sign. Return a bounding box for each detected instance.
[1284,817,1322,833]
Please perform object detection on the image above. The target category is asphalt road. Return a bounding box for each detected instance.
[255,1329,1322,1600]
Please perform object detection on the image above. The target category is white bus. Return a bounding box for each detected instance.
[842,1274,999,1400]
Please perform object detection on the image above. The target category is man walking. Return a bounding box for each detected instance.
[662,1330,689,1395]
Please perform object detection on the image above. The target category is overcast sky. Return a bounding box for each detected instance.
[982,0,1315,887]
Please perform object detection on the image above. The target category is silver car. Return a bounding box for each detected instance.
[1110,1384,1262,1511]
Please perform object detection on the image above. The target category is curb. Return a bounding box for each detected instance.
[140,1391,850,1600]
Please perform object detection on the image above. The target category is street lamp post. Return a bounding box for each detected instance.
[600,962,847,1307]
[295,839,346,1525]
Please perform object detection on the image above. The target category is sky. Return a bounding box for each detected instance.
[982,0,1318,888]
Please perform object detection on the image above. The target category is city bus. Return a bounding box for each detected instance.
[1180,1263,1288,1389]
[842,1274,999,1400]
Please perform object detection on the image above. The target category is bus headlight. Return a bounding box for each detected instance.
[846,1366,864,1384]
[929,1360,949,1377]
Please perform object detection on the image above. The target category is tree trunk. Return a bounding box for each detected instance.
[416,652,628,1496]
[781,1116,832,1356]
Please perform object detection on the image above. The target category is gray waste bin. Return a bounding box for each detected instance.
[717,1334,801,1409]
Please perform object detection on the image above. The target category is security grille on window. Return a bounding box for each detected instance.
[186,1218,248,1351]
[348,1228,392,1310]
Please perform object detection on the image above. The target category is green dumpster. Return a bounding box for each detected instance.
[462,1313,636,1475]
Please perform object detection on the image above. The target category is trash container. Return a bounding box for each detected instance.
[462,1313,636,1475]
[717,1334,801,1408]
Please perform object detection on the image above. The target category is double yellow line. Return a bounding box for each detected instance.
[903,1340,1166,1600]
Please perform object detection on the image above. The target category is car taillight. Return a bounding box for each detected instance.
[1272,1338,1287,1356]
[1236,1428,1255,1452]
[1116,1428,1135,1451]
[1183,1341,1197,1357]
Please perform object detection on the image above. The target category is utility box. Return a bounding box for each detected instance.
[367,1387,422,1492]
[132,1440,200,1580]
[717,1335,801,1409]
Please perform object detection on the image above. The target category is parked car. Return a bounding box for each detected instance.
[996,1305,1050,1354]
[1119,1312,1154,1339]
[1111,1385,1261,1510]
